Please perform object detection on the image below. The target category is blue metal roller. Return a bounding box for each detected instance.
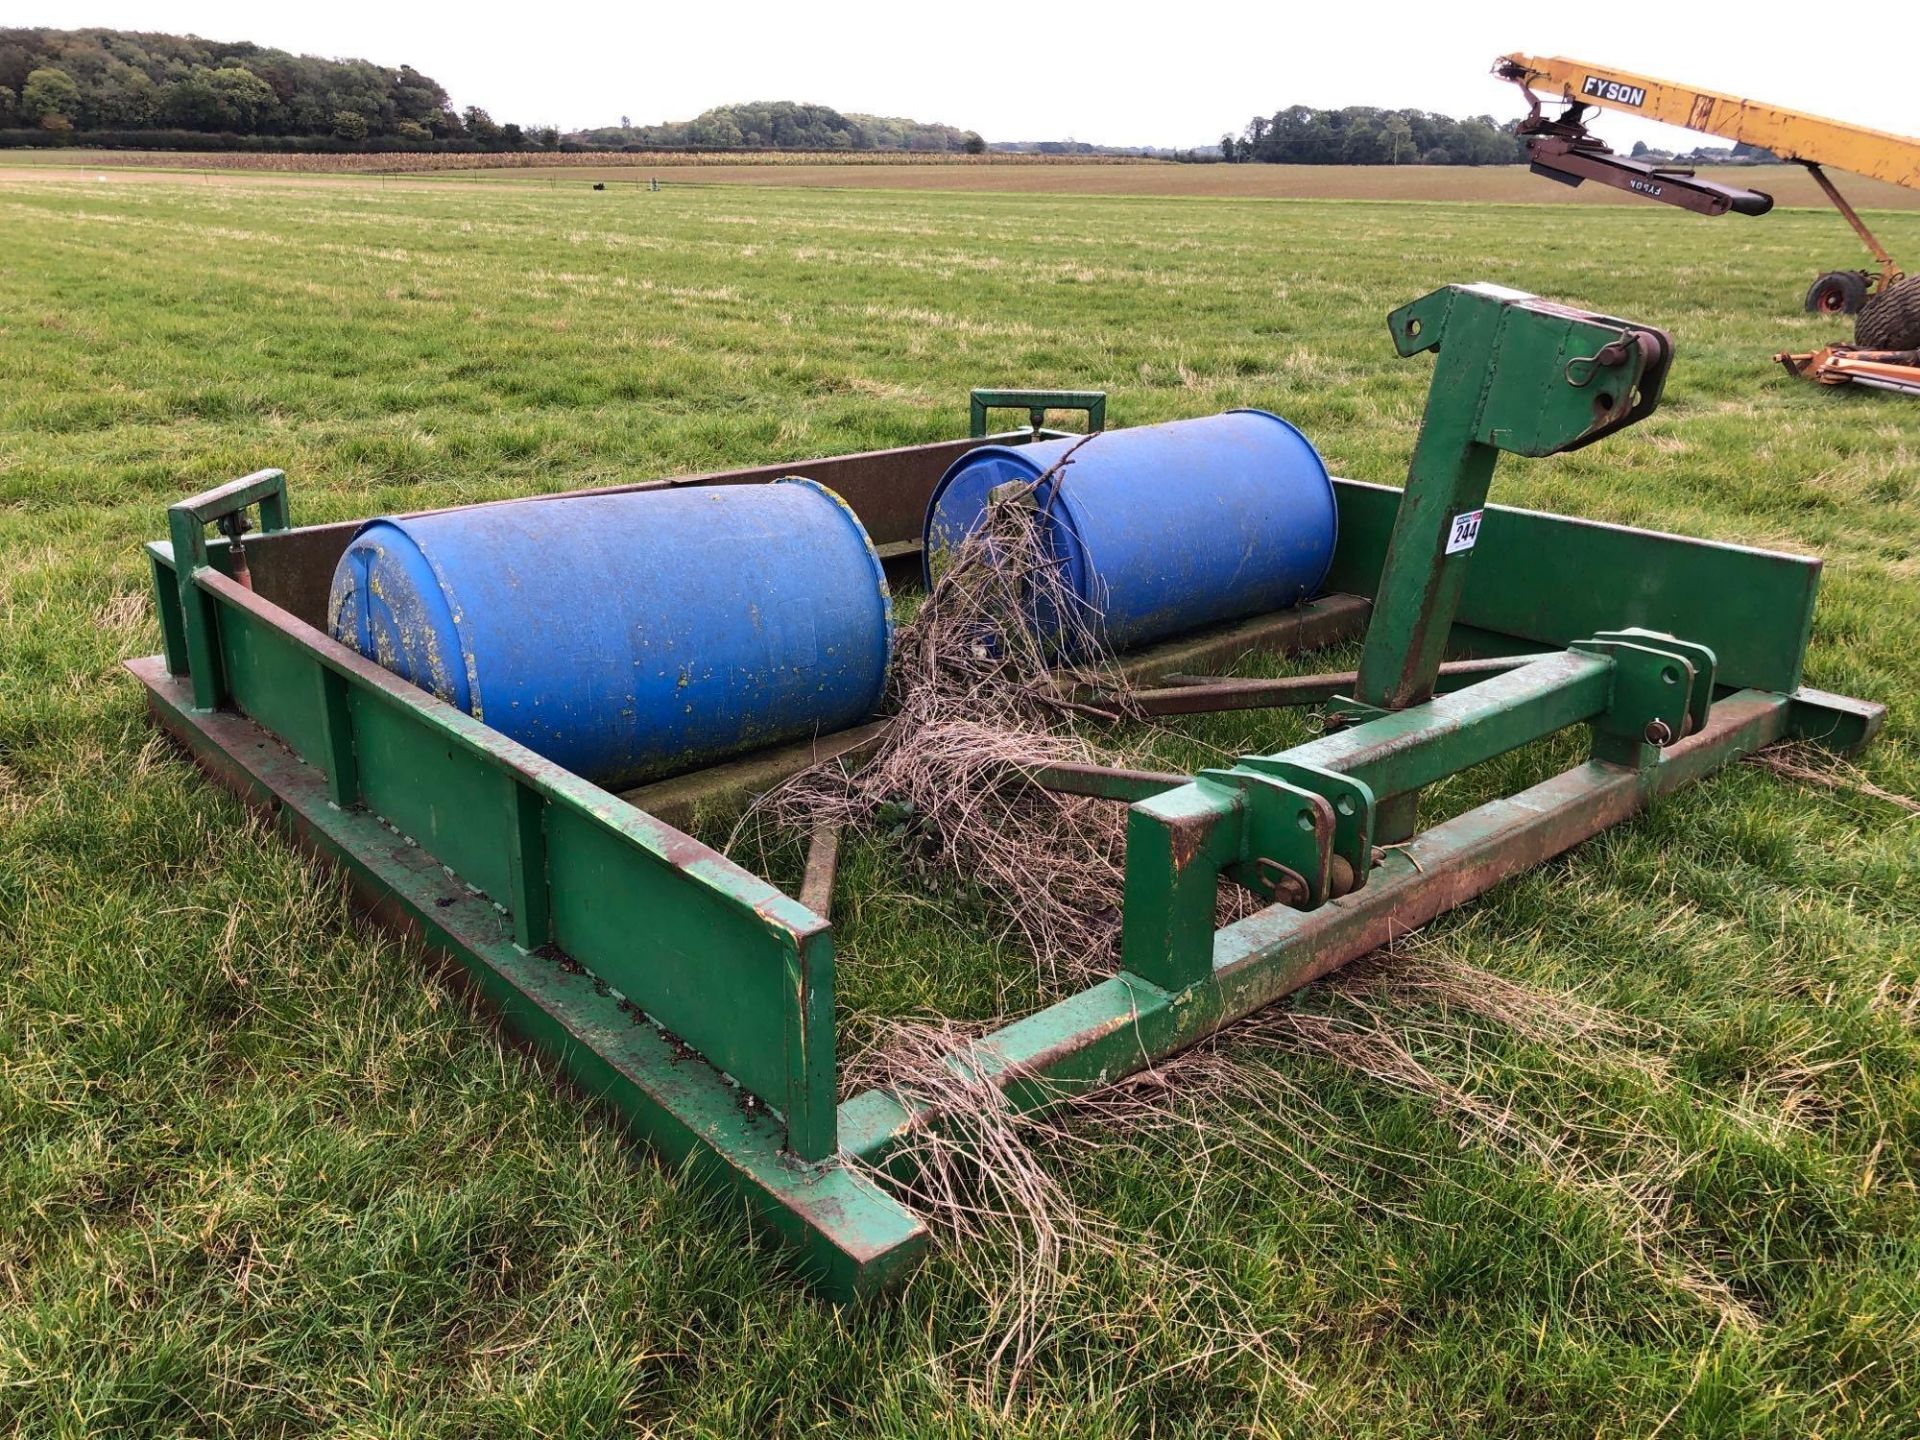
[922,410,1338,653]
[328,479,892,788]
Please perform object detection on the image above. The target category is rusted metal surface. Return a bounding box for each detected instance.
[1027,760,1188,803]
[1801,163,1900,282]
[618,720,890,829]
[1120,655,1535,716]
[1776,344,1920,396]
[799,824,842,920]
[1102,592,1372,685]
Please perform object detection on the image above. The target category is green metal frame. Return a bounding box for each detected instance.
[131,284,1884,1300]
[968,388,1107,438]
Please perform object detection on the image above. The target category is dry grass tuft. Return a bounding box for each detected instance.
[745,446,1264,991]
[849,936,1766,1374]
[848,1020,1313,1414]
[1338,942,1647,1055]
[844,1021,1088,1397]
[1745,740,1920,816]
[1237,1007,1527,1144]
[747,444,1153,988]
[92,589,149,636]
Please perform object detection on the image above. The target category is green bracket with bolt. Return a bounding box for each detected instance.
[1197,766,1337,910]
[1573,631,1716,766]
[1235,757,1376,898]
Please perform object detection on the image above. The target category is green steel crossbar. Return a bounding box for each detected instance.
[131,281,1887,1298]
[1296,649,1614,798]
[968,388,1107,438]
[1117,646,1654,991]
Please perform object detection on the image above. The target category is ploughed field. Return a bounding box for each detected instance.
[2,171,1918,1437]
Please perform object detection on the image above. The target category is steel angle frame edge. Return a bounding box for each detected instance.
[144,470,924,1297]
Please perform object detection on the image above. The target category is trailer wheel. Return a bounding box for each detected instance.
[1805,270,1869,315]
[1856,275,1920,349]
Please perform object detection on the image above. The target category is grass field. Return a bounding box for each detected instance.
[8,151,1920,208]
[2,171,1919,1436]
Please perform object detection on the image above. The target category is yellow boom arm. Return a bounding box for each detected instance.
[1500,54,1920,190]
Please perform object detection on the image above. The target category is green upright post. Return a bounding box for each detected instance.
[1353,298,1504,718]
[1350,285,1673,839]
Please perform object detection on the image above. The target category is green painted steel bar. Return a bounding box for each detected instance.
[841,690,1795,1169]
[147,544,190,676]
[189,565,842,1162]
[131,657,925,1297]
[1118,647,1615,990]
[1787,686,1885,753]
[172,468,293,532]
[1351,286,1673,840]
[1286,649,1614,799]
[167,469,290,710]
[968,388,1107,438]
[313,664,358,808]
[1118,777,1247,990]
[1352,291,1505,715]
[504,779,551,950]
[1326,486,1822,696]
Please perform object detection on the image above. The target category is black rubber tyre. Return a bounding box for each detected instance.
[1805,270,1870,315]
[1856,275,1920,349]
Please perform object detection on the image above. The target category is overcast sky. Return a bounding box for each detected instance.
[20,2,1912,151]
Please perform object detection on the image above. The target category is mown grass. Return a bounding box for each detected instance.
[1,174,1918,1437]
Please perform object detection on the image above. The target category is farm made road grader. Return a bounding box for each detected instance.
[132,283,1882,1296]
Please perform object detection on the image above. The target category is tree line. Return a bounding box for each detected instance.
[1220,106,1525,165]
[0,27,556,150]
[568,102,983,154]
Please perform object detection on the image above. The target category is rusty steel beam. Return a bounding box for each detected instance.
[1103,592,1373,686]
[799,824,842,920]
[619,720,890,829]
[1121,654,1536,716]
[1801,163,1899,277]
[1027,761,1189,803]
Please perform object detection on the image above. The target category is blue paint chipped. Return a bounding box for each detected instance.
[922,409,1338,654]
[327,480,892,789]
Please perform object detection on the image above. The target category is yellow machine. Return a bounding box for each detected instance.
[1496,54,1920,351]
